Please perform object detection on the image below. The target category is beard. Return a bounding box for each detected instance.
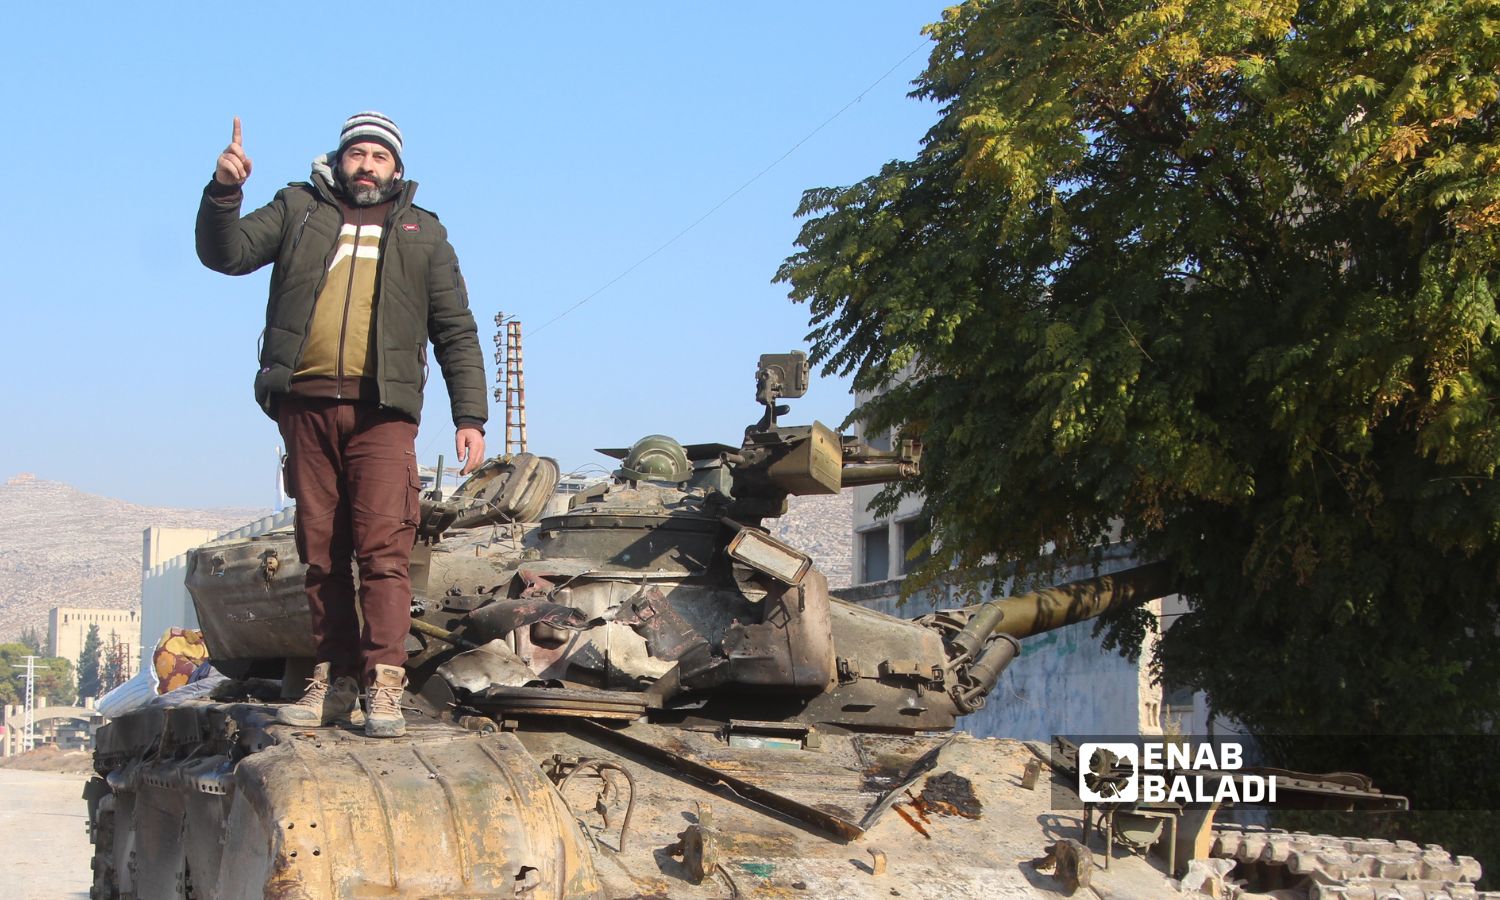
[336,166,399,206]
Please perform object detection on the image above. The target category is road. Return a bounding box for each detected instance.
[0,768,93,899]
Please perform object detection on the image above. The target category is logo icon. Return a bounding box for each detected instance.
[1078,742,1138,803]
[402,223,420,232]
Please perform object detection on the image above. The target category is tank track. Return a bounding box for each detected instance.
[1213,823,1498,899]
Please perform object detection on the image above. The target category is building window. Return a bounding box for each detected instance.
[899,517,930,574]
[861,526,890,584]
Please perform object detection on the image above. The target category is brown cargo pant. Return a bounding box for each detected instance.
[277,396,419,683]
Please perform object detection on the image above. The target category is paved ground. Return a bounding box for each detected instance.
[0,768,93,899]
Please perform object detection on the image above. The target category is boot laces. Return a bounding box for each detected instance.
[369,682,403,717]
[292,675,330,709]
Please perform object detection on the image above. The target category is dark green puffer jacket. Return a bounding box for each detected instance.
[195,160,487,428]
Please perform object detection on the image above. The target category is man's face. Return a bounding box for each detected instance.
[338,141,400,206]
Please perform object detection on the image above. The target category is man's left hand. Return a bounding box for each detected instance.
[456,428,486,475]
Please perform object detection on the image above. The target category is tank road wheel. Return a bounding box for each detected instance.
[1212,824,1487,897]
[182,861,199,900]
[88,795,119,900]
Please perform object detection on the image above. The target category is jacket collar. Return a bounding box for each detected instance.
[308,153,418,211]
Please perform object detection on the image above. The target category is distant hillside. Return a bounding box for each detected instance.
[772,490,855,589]
[0,474,267,640]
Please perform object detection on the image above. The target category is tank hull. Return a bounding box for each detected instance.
[89,704,603,899]
[87,700,1186,899]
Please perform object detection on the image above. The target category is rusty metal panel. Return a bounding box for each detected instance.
[512,727,1180,898]
[209,727,601,899]
[186,531,316,663]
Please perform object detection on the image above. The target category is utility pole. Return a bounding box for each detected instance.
[7,656,51,753]
[492,312,528,454]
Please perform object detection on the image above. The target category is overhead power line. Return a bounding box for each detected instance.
[529,41,930,338]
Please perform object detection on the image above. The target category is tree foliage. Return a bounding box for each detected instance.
[100,631,128,695]
[778,0,1500,739]
[77,624,102,701]
[0,643,75,707]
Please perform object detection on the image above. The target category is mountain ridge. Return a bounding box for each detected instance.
[0,473,268,641]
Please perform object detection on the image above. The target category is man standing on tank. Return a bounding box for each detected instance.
[196,112,487,738]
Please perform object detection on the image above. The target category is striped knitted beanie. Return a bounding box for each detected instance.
[338,111,403,168]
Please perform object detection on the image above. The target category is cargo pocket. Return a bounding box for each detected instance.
[280,452,297,500]
[403,464,421,526]
[292,506,310,565]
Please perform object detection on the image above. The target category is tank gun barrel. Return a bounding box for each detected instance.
[964,561,1175,644]
[939,561,1175,714]
[838,462,919,487]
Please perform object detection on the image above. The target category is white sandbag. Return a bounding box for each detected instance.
[96,667,158,719]
[147,670,228,708]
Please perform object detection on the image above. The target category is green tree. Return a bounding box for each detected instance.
[18,625,42,655]
[780,0,1499,741]
[100,631,128,695]
[0,643,74,707]
[76,624,102,701]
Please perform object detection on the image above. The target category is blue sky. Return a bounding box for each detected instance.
[0,3,946,508]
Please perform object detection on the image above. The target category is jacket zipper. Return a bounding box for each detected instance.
[372,204,398,408]
[290,202,315,251]
[262,201,319,370]
[286,178,346,376]
[335,219,363,399]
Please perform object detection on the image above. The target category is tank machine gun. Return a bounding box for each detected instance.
[83,352,1448,899]
[721,351,921,520]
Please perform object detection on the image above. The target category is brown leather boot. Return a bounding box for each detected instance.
[277,662,364,727]
[364,664,408,737]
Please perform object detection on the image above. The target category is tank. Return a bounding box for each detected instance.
[84,353,1492,899]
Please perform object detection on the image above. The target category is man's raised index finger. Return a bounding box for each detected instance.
[231,116,242,146]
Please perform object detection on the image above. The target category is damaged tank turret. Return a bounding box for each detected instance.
[83,353,1477,900]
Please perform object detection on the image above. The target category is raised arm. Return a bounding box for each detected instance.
[195,116,287,275]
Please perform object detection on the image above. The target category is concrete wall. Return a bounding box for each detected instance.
[143,526,220,571]
[139,555,196,674]
[974,597,1163,740]
[835,550,1167,742]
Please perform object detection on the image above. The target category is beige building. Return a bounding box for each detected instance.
[851,416,929,585]
[48,608,140,681]
[144,526,221,571]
